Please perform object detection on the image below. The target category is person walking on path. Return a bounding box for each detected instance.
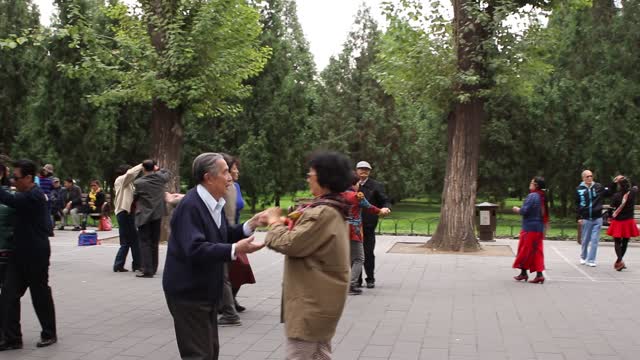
[0,160,57,351]
[162,152,266,360]
[576,170,615,267]
[342,175,390,295]
[134,160,171,278]
[113,163,144,272]
[512,176,549,284]
[264,151,352,360]
[606,176,638,271]
[356,160,391,289]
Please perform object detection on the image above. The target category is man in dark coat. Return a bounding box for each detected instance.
[133,160,171,278]
[356,161,391,289]
[0,159,57,351]
[163,152,266,360]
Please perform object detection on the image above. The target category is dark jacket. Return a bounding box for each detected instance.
[133,169,171,227]
[38,176,54,199]
[50,186,64,211]
[611,188,638,221]
[0,185,51,260]
[162,188,246,302]
[576,182,614,220]
[61,184,83,209]
[0,186,15,250]
[359,178,391,228]
[87,190,106,214]
[519,192,544,233]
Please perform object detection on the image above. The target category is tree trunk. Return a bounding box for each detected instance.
[150,99,183,244]
[427,101,483,252]
[427,0,488,252]
[150,99,183,191]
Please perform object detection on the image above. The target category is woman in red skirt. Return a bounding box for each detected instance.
[607,177,638,271]
[512,176,549,284]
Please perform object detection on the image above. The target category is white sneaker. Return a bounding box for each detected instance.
[586,262,597,267]
[580,259,586,265]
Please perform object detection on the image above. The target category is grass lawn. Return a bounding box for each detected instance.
[236,194,586,240]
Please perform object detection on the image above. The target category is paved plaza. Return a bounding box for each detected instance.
[3,230,640,360]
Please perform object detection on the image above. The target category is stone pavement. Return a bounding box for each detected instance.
[3,229,640,360]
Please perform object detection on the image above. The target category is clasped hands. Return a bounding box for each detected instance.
[235,208,279,254]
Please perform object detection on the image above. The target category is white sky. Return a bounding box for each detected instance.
[33,0,389,70]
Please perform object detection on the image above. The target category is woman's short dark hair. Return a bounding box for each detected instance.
[308,151,353,193]
[532,176,546,191]
[142,159,156,172]
[116,164,131,176]
[90,180,100,187]
[0,163,9,187]
[618,178,631,192]
[221,153,239,170]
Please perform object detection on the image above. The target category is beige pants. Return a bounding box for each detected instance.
[286,338,332,360]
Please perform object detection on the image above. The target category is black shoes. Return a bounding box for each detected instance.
[0,340,23,351]
[349,287,363,295]
[235,304,246,313]
[72,226,82,231]
[114,268,129,272]
[36,337,57,348]
[136,273,153,278]
[366,282,375,289]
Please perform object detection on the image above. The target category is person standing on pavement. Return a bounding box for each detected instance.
[163,152,266,360]
[606,176,638,271]
[113,163,144,272]
[356,161,391,289]
[38,165,55,236]
[512,176,549,284]
[0,160,57,351]
[134,160,171,278]
[576,170,616,267]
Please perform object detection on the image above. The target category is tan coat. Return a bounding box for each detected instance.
[265,205,350,343]
[222,182,237,225]
[113,163,143,215]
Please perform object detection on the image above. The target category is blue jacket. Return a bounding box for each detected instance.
[0,185,51,260]
[162,187,246,302]
[519,192,544,233]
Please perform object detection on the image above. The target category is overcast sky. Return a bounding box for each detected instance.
[33,0,389,70]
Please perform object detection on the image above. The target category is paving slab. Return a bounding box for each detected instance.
[5,229,640,359]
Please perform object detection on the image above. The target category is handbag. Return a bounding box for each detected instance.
[99,216,112,231]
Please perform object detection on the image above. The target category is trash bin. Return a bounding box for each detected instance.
[476,202,498,241]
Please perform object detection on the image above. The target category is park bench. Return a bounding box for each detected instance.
[80,192,112,227]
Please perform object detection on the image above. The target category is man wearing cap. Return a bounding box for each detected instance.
[356,161,391,289]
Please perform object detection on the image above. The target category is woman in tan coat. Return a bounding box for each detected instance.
[265,151,352,360]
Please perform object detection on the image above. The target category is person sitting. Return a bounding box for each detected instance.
[83,180,106,229]
[59,178,83,231]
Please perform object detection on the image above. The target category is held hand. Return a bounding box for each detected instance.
[265,207,283,226]
[380,208,391,216]
[235,236,265,254]
[512,206,520,214]
[248,210,270,229]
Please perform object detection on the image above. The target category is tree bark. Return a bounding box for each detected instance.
[427,0,488,252]
[150,99,183,191]
[428,101,483,252]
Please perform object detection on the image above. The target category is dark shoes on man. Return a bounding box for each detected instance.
[0,336,56,351]
[136,273,153,278]
[36,337,57,348]
[0,340,23,351]
[218,317,242,327]
[349,287,363,295]
[113,268,129,272]
[366,282,375,289]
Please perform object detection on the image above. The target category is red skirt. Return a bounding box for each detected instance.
[607,218,640,238]
[229,253,256,290]
[512,230,545,272]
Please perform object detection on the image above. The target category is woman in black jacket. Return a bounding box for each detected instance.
[606,177,638,271]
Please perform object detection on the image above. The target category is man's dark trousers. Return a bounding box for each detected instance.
[1,255,56,342]
[138,219,161,275]
[363,225,376,284]
[166,295,219,360]
[114,211,140,271]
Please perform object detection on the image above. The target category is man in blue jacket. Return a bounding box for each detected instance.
[0,160,57,351]
[163,152,266,360]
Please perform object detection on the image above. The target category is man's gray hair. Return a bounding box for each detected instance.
[192,153,224,183]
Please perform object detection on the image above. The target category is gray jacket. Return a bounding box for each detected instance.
[133,169,171,227]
